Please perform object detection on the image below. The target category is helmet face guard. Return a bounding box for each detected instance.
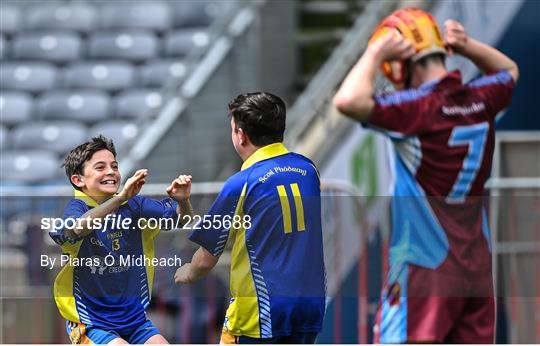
[369,8,447,86]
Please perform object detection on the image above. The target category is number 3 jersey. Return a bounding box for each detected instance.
[49,191,178,331]
[189,143,326,338]
[369,70,515,274]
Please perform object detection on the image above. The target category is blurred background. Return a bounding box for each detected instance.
[0,0,538,343]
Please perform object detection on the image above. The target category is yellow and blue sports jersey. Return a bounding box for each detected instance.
[49,190,178,333]
[189,143,326,338]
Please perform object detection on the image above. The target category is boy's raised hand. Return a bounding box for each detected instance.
[368,31,416,63]
[166,174,192,201]
[444,19,468,55]
[119,169,148,200]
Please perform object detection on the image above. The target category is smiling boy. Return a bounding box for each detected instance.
[49,135,193,344]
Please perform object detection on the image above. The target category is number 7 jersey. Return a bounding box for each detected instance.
[189,143,326,338]
[369,70,515,274]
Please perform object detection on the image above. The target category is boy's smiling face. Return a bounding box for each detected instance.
[72,149,121,202]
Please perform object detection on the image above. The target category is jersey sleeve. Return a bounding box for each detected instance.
[467,69,515,117]
[134,196,179,230]
[188,177,243,257]
[369,88,435,137]
[48,199,87,246]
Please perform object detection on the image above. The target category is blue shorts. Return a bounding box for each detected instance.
[221,329,318,344]
[66,319,161,344]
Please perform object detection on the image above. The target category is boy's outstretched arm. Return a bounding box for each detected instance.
[333,32,415,121]
[65,169,148,239]
[445,20,519,82]
[166,174,194,227]
[174,246,218,284]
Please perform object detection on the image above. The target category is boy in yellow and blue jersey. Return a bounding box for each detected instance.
[50,135,193,344]
[174,92,326,344]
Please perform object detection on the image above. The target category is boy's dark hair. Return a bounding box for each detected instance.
[416,53,446,68]
[227,92,286,147]
[406,53,446,87]
[63,135,116,190]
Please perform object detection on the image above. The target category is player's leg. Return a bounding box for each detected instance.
[144,334,169,344]
[375,264,466,343]
[66,321,123,344]
[445,297,494,343]
[127,319,167,344]
[374,263,410,343]
[107,338,129,344]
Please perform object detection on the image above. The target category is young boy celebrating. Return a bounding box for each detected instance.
[334,8,518,343]
[50,135,193,344]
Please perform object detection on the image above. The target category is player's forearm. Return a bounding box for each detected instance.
[334,48,379,121]
[177,198,194,227]
[458,38,519,82]
[66,196,127,238]
[179,247,218,283]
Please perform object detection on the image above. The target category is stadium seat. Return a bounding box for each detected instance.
[0,6,21,35]
[12,121,87,154]
[0,125,8,150]
[88,31,159,62]
[0,150,61,183]
[169,1,222,28]
[25,3,98,33]
[139,60,187,87]
[100,2,172,32]
[90,121,139,156]
[62,61,136,92]
[0,62,58,93]
[164,29,209,57]
[36,90,110,124]
[12,32,82,63]
[0,34,7,60]
[0,91,33,126]
[114,89,163,119]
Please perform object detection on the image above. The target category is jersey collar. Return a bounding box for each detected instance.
[419,70,462,91]
[73,189,127,207]
[241,142,289,171]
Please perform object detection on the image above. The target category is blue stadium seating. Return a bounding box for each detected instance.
[13,31,82,63]
[90,120,139,156]
[0,6,21,35]
[139,60,187,87]
[0,125,8,150]
[88,31,159,62]
[0,91,33,126]
[114,89,163,119]
[25,3,98,33]
[1,62,58,93]
[0,0,225,187]
[12,121,87,154]
[100,2,172,32]
[36,90,110,124]
[164,29,209,57]
[1,150,61,182]
[62,61,136,91]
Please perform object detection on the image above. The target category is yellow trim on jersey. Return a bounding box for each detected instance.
[54,240,84,323]
[73,189,129,207]
[140,220,161,296]
[225,183,261,337]
[276,185,292,233]
[241,143,289,171]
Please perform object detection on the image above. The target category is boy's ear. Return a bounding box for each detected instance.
[70,174,85,188]
[238,128,250,146]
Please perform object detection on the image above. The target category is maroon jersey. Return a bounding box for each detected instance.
[370,70,515,274]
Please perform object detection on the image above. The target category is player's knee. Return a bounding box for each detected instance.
[107,338,129,344]
[144,334,169,344]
